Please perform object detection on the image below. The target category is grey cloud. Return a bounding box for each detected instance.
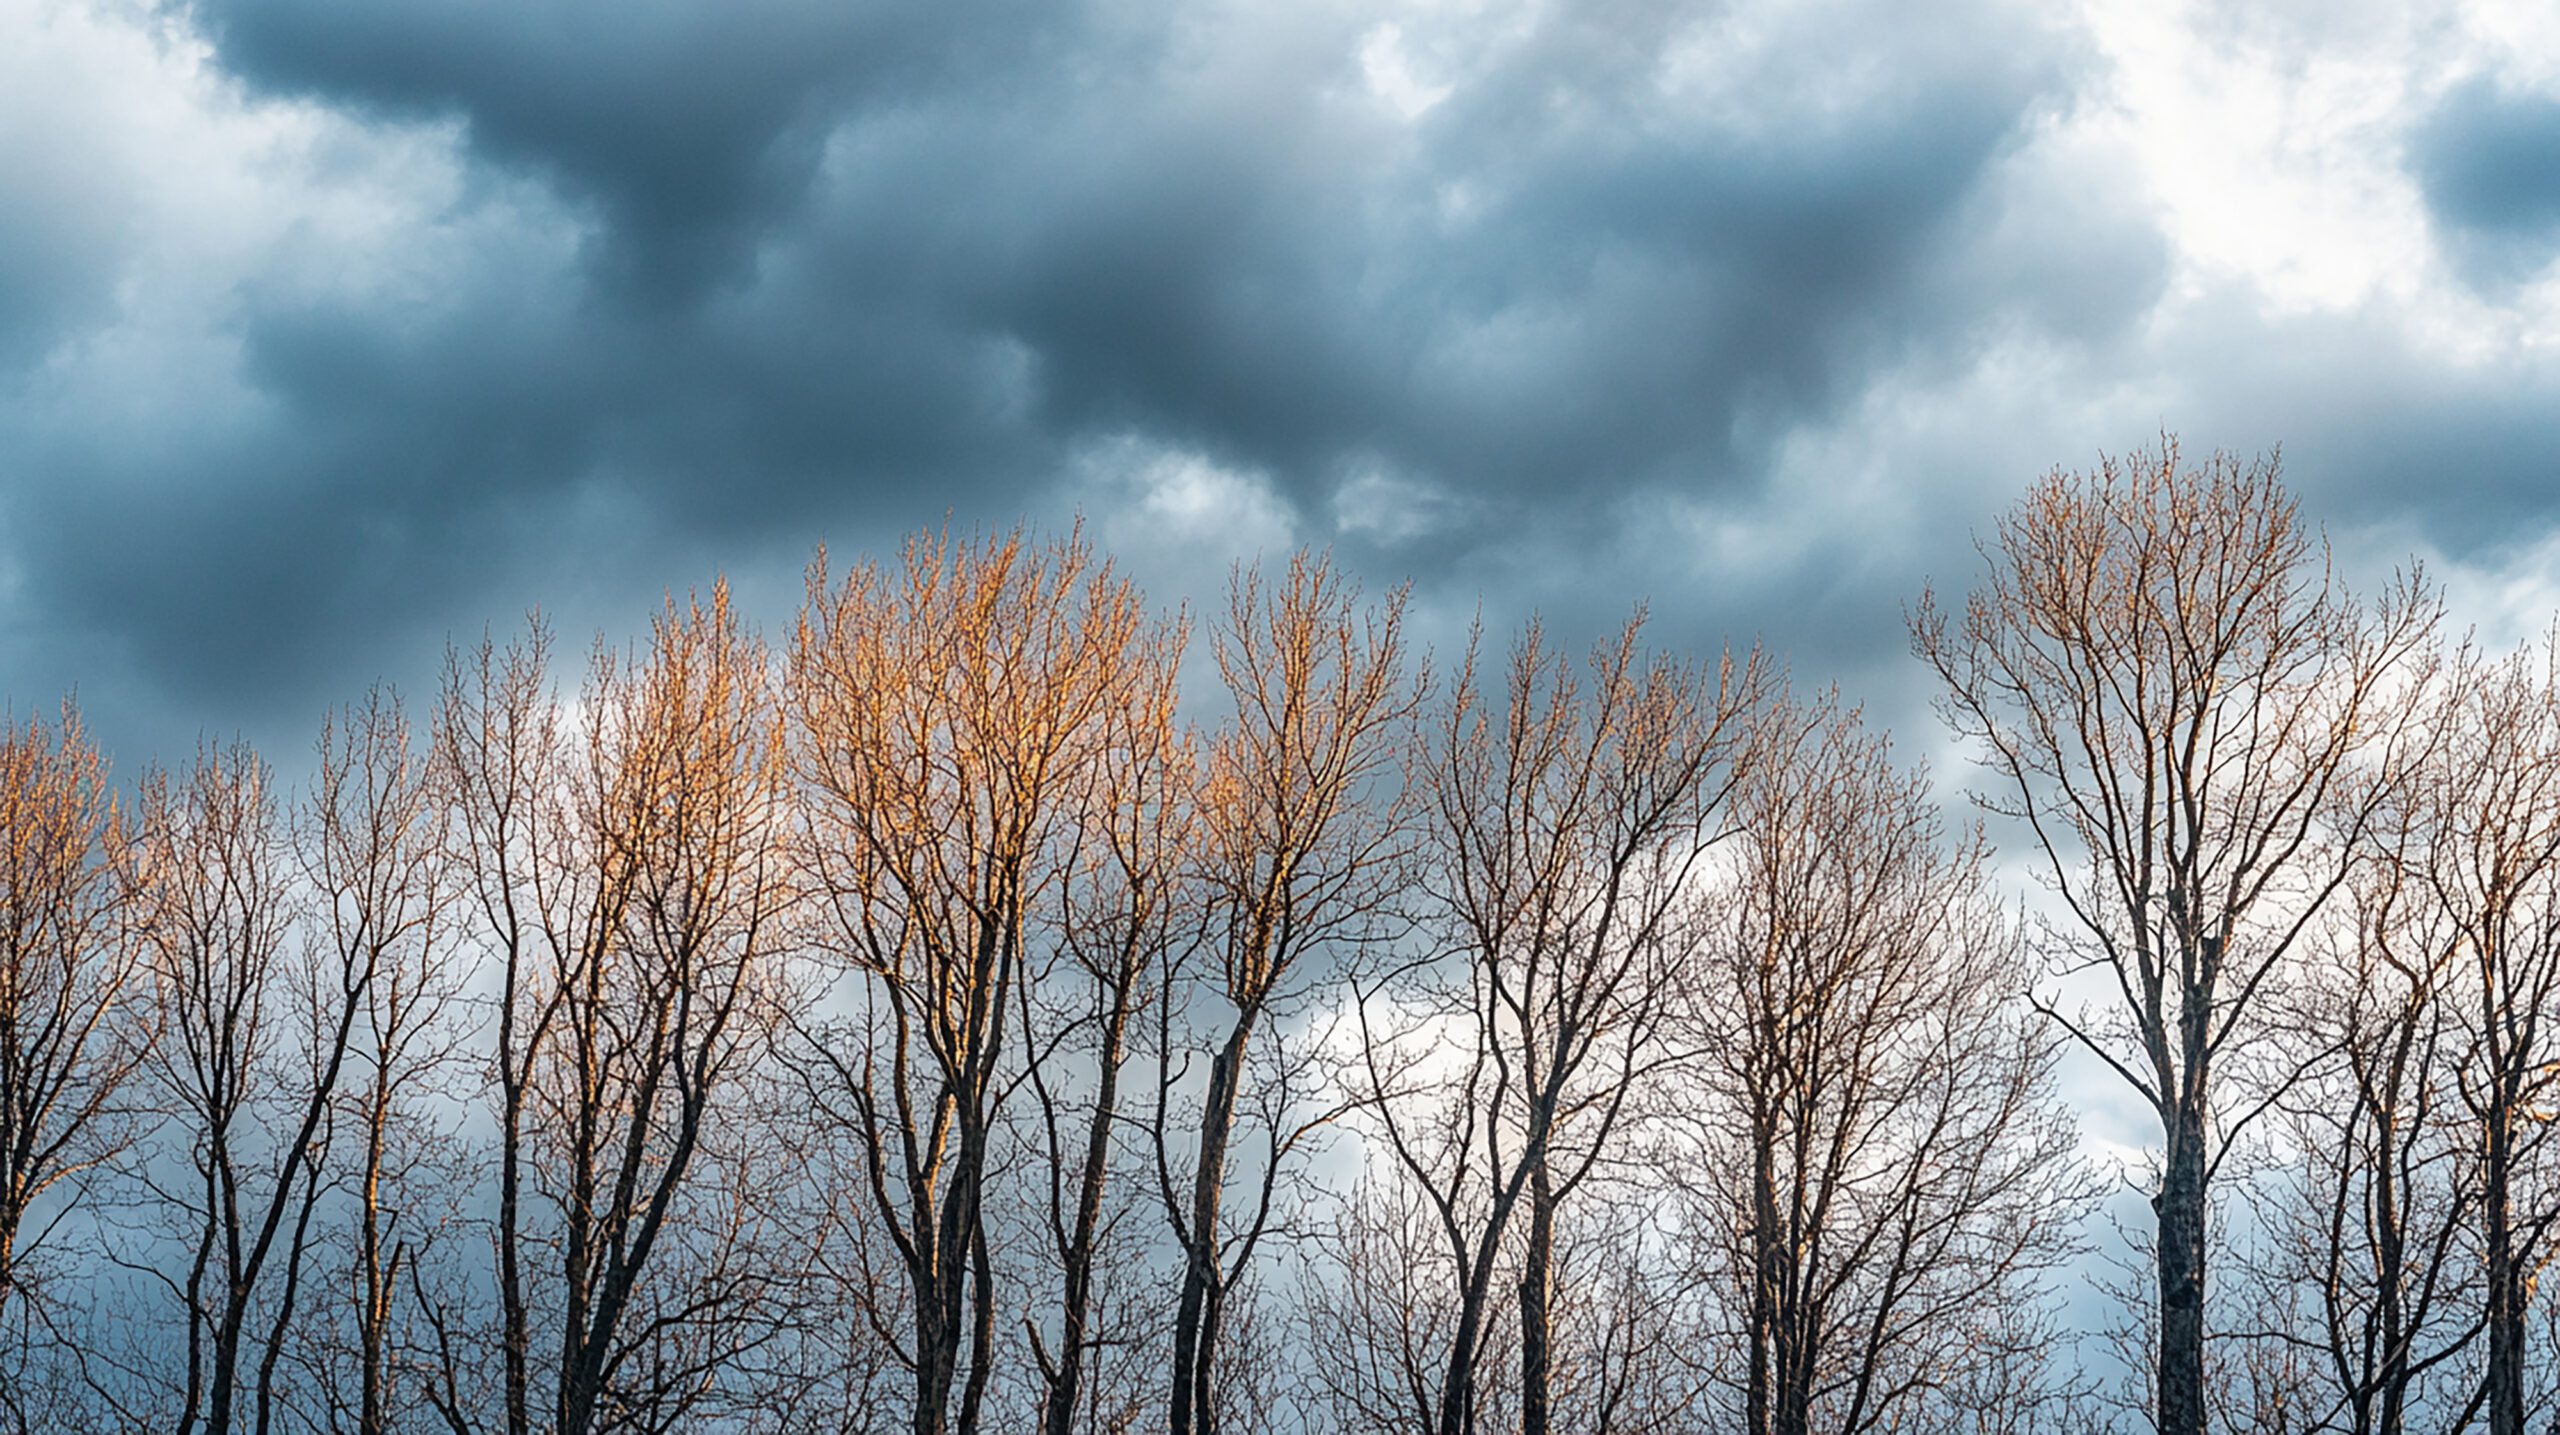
[201,0,1050,304]
[0,172,125,370]
[0,0,2150,748]
[2409,77,2560,287]
[0,62,142,369]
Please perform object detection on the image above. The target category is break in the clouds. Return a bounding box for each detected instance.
[3,0,2559,755]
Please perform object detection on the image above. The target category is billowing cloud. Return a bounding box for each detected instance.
[1,0,2556,763]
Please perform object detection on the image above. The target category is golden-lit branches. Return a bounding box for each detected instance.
[0,701,143,1319]
[438,582,792,1435]
[1164,551,1416,1435]
[792,526,1148,1435]
[133,740,319,1435]
[2407,638,2560,1435]
[1024,601,1190,1435]
[302,688,465,1435]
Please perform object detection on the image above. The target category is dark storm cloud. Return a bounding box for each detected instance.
[202,0,1046,304]
[0,0,2135,741]
[2409,76,2560,287]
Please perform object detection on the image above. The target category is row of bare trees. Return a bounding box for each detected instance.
[4,442,2560,1433]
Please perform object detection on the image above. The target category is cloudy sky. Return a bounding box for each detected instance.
[5,0,2559,765]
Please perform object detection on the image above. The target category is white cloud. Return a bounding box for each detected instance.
[1357,22,1453,120]
[2070,0,2560,356]
[1063,434,1301,599]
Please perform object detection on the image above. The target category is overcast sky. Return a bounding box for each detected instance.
[5,0,2560,768]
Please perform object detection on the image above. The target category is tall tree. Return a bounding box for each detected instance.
[1161,552,1414,1435]
[1679,691,2086,1435]
[792,527,1146,1435]
[2248,804,2480,1435]
[2409,638,2560,1435]
[0,701,143,1311]
[136,739,365,1435]
[439,585,792,1435]
[1362,612,1755,1435]
[301,689,466,1435]
[0,701,147,1428]
[435,620,566,1435]
[1023,613,1190,1435]
[1913,438,2438,1435]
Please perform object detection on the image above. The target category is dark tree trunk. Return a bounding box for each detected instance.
[2484,1081,2524,1435]
[2371,1089,2408,1435]
[1041,984,1136,1435]
[498,1042,533,1435]
[1519,1160,1556,1435]
[1170,1023,1251,1435]
[2156,1085,2209,1435]
[911,1125,987,1435]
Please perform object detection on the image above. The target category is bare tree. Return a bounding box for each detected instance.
[1360,611,1755,1435]
[1297,1169,1475,1435]
[0,701,144,1309]
[1913,438,2439,1435]
[1022,611,1190,1435]
[1161,551,1415,1435]
[299,688,468,1435]
[2243,821,2482,1435]
[0,700,148,1428]
[438,584,794,1435]
[1673,691,2088,1435]
[435,619,566,1435]
[135,738,368,1435]
[791,527,1147,1435]
[2402,637,2560,1435]
[1533,1199,1698,1435]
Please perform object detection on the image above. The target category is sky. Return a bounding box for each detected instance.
[5,0,2560,775]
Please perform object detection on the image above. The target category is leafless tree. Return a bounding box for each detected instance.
[296,687,469,1435]
[1302,1143,1693,1435]
[791,527,1147,1435]
[1671,691,2088,1435]
[1160,551,1415,1435]
[134,738,370,1435]
[2401,637,2560,1435]
[435,618,565,1435]
[0,700,149,1425]
[1532,1199,1697,1435]
[1297,1169,1473,1435]
[2238,754,2484,1435]
[1358,611,1756,1435]
[438,583,794,1435]
[1914,439,2438,1435]
[1020,611,1190,1435]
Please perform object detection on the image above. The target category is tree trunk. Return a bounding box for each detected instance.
[2371,1092,2407,1435]
[207,1293,241,1435]
[1746,1081,1779,1435]
[1170,1023,1251,1435]
[961,1211,995,1435]
[913,1280,956,1435]
[2484,1080,2523,1435]
[1520,1161,1556,1435]
[1041,987,1134,1435]
[359,1102,392,1435]
[1433,1128,1546,1435]
[2156,1087,2209,1435]
[1433,1231,1504,1435]
[499,1060,533,1435]
[910,1110,990,1435]
[911,1165,970,1435]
